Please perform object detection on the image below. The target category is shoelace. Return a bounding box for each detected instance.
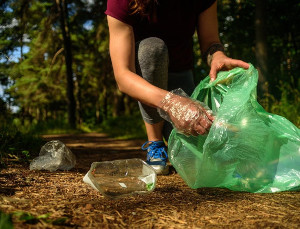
[142,141,168,161]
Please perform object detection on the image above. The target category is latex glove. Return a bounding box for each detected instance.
[158,89,214,136]
[209,51,249,81]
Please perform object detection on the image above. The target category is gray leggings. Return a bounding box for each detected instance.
[135,37,195,140]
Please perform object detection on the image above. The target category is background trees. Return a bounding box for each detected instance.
[1,0,299,131]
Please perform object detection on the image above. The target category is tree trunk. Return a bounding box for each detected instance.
[56,0,76,128]
[255,0,269,97]
[112,89,124,117]
[20,34,23,61]
[75,73,83,125]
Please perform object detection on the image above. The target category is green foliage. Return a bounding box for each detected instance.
[14,212,50,225]
[1,0,119,129]
[1,0,299,141]
[0,117,44,169]
[218,0,300,96]
[0,211,13,229]
[13,211,68,226]
[99,113,147,140]
[260,82,300,127]
[13,118,88,135]
[218,0,256,62]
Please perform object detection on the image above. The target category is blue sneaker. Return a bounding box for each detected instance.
[142,141,169,175]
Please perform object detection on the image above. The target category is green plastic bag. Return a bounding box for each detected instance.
[168,64,300,193]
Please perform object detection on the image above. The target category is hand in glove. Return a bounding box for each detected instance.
[158,89,214,136]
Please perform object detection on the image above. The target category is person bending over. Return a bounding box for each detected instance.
[105,0,249,175]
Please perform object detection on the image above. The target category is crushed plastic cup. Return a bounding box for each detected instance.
[83,158,157,199]
[30,140,76,172]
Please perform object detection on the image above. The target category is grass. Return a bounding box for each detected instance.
[12,118,90,135]
[97,113,147,140]
[12,114,146,139]
[260,82,300,127]
[0,211,13,229]
[0,121,44,170]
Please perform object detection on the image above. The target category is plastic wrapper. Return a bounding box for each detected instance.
[30,140,76,172]
[83,158,157,199]
[158,88,214,136]
[168,64,300,193]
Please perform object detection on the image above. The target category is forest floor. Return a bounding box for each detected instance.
[1,133,300,229]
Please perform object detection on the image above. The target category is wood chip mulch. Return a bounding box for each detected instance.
[1,133,299,228]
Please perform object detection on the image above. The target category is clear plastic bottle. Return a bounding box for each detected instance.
[83,158,157,199]
[30,140,76,172]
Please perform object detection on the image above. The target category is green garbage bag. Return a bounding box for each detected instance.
[168,64,300,193]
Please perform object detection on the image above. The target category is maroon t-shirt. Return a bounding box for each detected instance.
[105,0,216,71]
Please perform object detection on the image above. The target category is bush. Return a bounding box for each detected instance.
[0,119,44,169]
[260,82,300,127]
[99,113,147,140]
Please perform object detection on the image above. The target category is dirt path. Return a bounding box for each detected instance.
[1,133,299,228]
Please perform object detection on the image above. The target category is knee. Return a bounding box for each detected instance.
[137,37,168,63]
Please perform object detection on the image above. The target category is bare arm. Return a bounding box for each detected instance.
[197,1,249,80]
[107,16,167,108]
[108,15,213,135]
[197,1,220,55]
